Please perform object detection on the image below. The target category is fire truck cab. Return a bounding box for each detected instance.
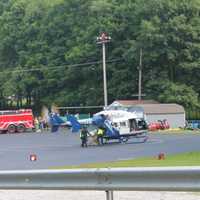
[0,109,34,133]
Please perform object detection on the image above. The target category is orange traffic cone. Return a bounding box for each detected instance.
[158,153,165,160]
[30,154,37,161]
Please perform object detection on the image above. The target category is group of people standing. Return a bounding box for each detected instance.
[34,117,49,132]
[80,126,105,147]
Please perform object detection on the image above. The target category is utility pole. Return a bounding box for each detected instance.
[97,32,111,109]
[102,42,107,107]
[138,48,142,101]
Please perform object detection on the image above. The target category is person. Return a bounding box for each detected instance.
[80,127,89,147]
[34,117,41,133]
[97,127,104,145]
[38,116,44,131]
[43,118,49,131]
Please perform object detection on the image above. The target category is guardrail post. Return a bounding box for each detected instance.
[106,190,113,200]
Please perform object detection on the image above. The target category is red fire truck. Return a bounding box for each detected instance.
[0,109,34,133]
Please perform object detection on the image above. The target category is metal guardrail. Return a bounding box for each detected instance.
[0,167,200,200]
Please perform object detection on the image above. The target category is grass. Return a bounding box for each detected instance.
[58,151,200,169]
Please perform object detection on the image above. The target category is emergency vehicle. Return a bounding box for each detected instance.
[0,109,34,133]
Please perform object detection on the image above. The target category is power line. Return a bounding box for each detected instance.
[58,106,104,109]
[0,58,124,74]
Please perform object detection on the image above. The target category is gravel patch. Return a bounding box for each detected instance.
[0,190,199,200]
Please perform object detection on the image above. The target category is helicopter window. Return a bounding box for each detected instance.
[129,119,137,131]
[120,122,126,127]
[138,120,147,129]
[113,123,118,127]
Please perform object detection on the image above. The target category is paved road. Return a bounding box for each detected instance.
[0,130,200,170]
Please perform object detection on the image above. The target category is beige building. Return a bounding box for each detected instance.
[108,100,185,128]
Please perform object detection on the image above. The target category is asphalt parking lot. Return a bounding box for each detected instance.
[0,130,200,170]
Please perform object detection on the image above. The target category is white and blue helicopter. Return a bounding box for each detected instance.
[49,109,148,144]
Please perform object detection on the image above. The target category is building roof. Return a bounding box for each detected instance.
[113,100,159,106]
[137,104,185,114]
[108,101,185,114]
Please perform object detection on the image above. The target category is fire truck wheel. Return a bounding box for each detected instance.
[7,124,16,133]
[17,124,26,133]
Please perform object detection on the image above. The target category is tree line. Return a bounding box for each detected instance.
[0,0,199,113]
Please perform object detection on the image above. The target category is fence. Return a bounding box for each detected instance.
[0,167,200,200]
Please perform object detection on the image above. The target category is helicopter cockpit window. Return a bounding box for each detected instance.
[120,122,126,127]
